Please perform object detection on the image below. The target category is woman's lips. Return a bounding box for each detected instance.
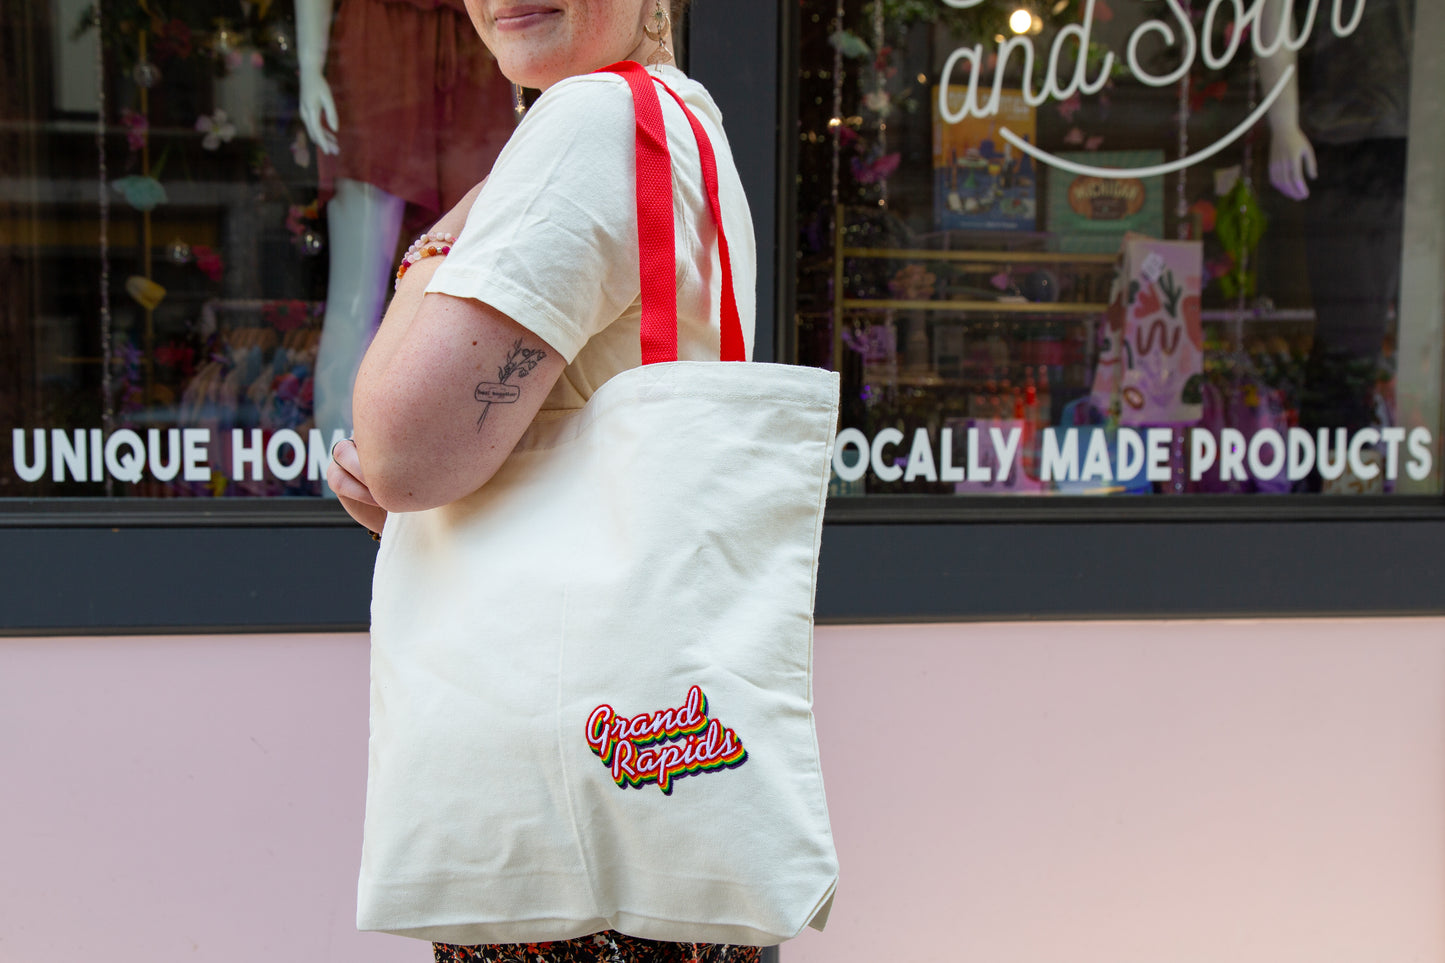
[494,6,561,30]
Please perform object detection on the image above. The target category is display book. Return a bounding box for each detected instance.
[932,86,1037,233]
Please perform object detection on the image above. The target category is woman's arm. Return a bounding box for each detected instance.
[348,79,645,513]
[349,183,568,513]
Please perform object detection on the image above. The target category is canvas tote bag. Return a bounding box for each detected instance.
[357,61,840,947]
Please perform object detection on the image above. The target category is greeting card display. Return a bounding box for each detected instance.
[1092,234,1203,426]
[932,87,1037,232]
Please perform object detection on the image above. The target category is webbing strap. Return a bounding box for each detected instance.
[601,61,745,364]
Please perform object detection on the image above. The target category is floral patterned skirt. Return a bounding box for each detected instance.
[433,933,762,963]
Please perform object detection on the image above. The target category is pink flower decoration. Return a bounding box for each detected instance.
[1055,93,1082,122]
[851,151,900,185]
[121,109,148,152]
[195,110,236,150]
[192,244,224,282]
[264,300,309,332]
[155,342,195,374]
[223,49,266,71]
[1204,253,1236,283]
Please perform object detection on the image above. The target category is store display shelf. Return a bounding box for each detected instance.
[831,205,1116,373]
[841,297,1108,314]
[869,371,1073,390]
[842,246,1117,266]
[1200,307,1316,323]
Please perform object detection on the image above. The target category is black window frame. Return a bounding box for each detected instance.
[2,0,1443,636]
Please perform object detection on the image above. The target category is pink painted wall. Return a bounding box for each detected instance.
[3,620,1444,962]
[795,619,1445,963]
[0,633,415,963]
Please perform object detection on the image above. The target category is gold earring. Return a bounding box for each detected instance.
[644,0,673,66]
[512,82,526,119]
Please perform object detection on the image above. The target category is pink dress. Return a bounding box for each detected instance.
[318,0,516,219]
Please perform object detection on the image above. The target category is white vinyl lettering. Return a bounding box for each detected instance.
[904,428,938,482]
[871,427,904,483]
[1041,427,1080,482]
[12,429,44,482]
[1287,427,1315,481]
[1190,427,1217,480]
[232,428,264,482]
[1247,428,1285,481]
[1347,428,1381,480]
[266,429,307,482]
[1081,430,1112,481]
[1317,428,1348,480]
[1116,428,1145,481]
[939,428,965,482]
[990,427,1021,482]
[967,427,990,482]
[89,428,103,482]
[938,0,1361,180]
[52,429,87,482]
[308,428,348,481]
[183,429,211,482]
[103,429,145,484]
[147,429,182,482]
[1379,427,1405,480]
[832,428,869,483]
[1406,428,1433,481]
[1146,428,1172,482]
[1219,428,1247,481]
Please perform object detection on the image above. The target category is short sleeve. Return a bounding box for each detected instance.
[425,74,639,363]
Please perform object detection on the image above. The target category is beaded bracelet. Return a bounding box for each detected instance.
[394,231,457,290]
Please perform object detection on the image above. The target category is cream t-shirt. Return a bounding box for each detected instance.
[425,64,756,412]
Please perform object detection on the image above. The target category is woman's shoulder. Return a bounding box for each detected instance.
[496,73,639,168]
[527,70,635,124]
[528,66,716,127]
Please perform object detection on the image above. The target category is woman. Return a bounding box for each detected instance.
[326,1,762,960]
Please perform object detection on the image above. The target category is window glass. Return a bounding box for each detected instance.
[1,0,516,498]
[794,0,1445,498]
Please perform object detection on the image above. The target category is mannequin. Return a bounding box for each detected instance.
[296,0,513,445]
[1260,0,1413,445]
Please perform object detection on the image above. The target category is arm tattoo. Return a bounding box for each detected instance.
[474,338,547,430]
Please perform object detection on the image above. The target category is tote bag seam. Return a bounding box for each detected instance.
[804,387,838,707]
[801,390,843,887]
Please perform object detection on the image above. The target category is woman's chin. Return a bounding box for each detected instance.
[487,51,556,90]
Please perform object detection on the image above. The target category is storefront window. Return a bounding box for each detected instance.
[1,0,515,499]
[794,0,1445,498]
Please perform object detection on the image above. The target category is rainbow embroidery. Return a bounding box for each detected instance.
[584,685,747,794]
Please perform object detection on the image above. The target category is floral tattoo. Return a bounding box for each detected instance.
[474,338,546,430]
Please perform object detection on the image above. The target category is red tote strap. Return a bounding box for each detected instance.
[606,62,677,365]
[601,61,745,365]
[651,78,746,365]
